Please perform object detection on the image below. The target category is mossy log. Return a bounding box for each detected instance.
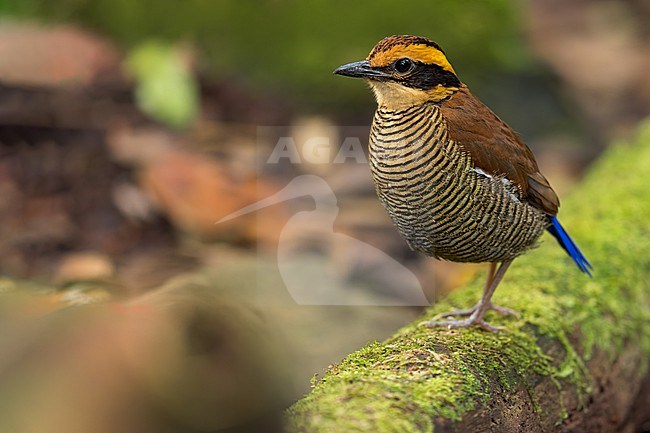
[287,121,650,433]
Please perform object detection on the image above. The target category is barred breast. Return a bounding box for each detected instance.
[368,103,549,263]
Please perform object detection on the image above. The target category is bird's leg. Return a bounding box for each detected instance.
[433,263,496,317]
[422,259,515,332]
[433,262,520,319]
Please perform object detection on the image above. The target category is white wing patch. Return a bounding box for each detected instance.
[472,168,521,203]
[472,167,493,179]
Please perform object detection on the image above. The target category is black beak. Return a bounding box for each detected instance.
[333,60,390,79]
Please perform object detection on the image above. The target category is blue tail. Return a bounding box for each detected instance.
[547,216,592,276]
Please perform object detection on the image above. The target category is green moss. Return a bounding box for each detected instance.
[288,120,650,432]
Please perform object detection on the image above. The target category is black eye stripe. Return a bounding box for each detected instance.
[377,61,460,90]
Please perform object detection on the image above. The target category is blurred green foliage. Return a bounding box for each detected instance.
[1,0,533,112]
[126,41,199,129]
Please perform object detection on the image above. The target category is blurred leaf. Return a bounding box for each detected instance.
[126,40,199,129]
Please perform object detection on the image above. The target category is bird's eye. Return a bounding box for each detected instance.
[393,58,413,73]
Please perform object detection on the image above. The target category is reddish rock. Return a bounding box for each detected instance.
[0,22,120,87]
[140,149,287,244]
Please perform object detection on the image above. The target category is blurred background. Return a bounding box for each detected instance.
[0,0,649,432]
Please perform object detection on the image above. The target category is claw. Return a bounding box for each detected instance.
[431,307,476,321]
[489,304,520,319]
[431,302,520,322]
[420,317,507,332]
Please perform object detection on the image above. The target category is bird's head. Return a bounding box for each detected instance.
[334,35,461,109]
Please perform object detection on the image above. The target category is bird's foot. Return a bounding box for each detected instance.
[420,316,506,332]
[431,302,520,321]
[421,302,519,332]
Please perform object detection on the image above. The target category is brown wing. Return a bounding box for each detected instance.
[440,85,559,215]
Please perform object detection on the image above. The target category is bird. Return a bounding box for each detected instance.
[334,35,591,331]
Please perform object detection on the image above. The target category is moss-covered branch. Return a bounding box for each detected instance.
[287,121,650,433]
